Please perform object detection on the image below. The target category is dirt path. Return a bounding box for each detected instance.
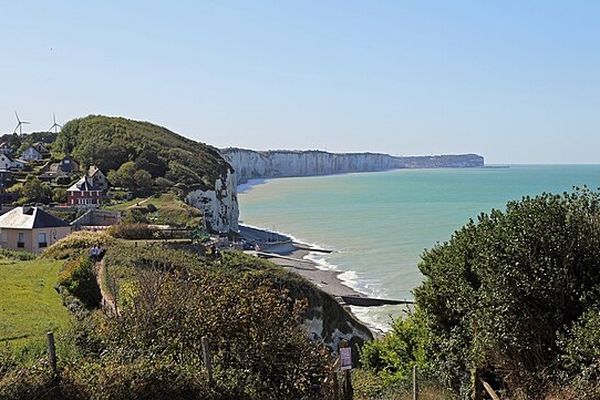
[126,195,154,209]
[95,259,118,316]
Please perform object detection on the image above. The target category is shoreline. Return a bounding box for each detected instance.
[239,224,366,299]
[259,246,367,298]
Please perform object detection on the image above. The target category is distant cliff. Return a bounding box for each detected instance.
[220,148,484,184]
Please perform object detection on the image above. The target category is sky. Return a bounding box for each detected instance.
[0,1,599,164]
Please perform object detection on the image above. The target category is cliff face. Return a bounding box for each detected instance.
[185,169,239,233]
[221,148,484,183]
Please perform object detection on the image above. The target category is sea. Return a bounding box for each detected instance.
[237,165,600,332]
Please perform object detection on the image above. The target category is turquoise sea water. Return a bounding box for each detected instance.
[238,165,600,331]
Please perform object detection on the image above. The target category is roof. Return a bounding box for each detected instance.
[0,207,70,229]
[0,153,15,162]
[68,176,103,192]
[23,145,41,154]
[88,165,104,177]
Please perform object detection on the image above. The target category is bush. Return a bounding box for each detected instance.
[360,308,431,382]
[56,175,74,186]
[106,223,156,240]
[44,231,115,260]
[121,208,148,224]
[412,188,600,397]
[0,248,36,261]
[57,256,101,308]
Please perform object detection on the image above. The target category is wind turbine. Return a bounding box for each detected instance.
[48,113,62,133]
[13,112,30,135]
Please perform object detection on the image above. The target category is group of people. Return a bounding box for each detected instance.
[90,245,105,261]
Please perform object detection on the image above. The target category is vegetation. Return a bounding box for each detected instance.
[362,188,600,399]
[2,238,337,399]
[42,231,116,260]
[54,115,231,192]
[0,258,70,343]
[57,256,101,308]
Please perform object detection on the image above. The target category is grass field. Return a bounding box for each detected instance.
[0,258,70,343]
[104,196,147,210]
[105,193,203,228]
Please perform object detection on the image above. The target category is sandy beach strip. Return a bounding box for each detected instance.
[239,224,366,298]
[252,247,365,298]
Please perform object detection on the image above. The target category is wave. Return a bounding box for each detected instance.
[239,222,398,332]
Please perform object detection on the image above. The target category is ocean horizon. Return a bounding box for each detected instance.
[237,165,600,331]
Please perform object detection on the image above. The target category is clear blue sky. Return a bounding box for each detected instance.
[1,1,599,164]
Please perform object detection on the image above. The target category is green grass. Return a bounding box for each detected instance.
[105,196,146,210]
[0,258,70,343]
[146,193,203,227]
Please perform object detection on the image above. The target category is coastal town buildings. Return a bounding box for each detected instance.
[0,154,24,171]
[67,175,108,207]
[0,142,12,155]
[0,206,72,253]
[20,146,42,161]
[87,166,109,191]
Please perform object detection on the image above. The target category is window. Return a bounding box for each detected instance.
[38,232,47,248]
[17,232,24,248]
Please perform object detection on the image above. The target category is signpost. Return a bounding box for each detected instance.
[340,347,352,370]
[339,340,353,400]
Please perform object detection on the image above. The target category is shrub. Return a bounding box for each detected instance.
[121,208,148,224]
[58,256,101,308]
[0,248,36,261]
[56,175,74,186]
[412,188,600,397]
[44,231,115,260]
[360,308,431,382]
[106,223,156,240]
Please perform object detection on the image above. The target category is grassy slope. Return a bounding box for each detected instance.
[106,193,202,227]
[0,259,70,342]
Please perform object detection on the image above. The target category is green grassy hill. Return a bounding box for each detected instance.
[53,115,231,191]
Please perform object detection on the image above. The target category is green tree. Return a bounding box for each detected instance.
[411,188,600,397]
[52,187,68,203]
[107,161,137,190]
[133,169,153,194]
[21,177,52,204]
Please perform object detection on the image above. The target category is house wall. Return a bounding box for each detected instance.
[0,155,12,170]
[0,226,72,254]
[67,190,105,207]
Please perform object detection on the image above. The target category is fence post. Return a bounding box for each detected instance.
[481,379,500,400]
[47,331,58,377]
[201,336,213,384]
[413,365,419,400]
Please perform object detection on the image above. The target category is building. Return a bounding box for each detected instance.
[39,156,80,181]
[0,154,24,170]
[32,142,49,155]
[0,142,12,155]
[20,146,43,161]
[0,207,72,253]
[56,156,79,173]
[88,166,109,191]
[67,176,107,207]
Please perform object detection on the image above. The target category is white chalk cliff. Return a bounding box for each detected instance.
[185,169,239,233]
[221,148,484,184]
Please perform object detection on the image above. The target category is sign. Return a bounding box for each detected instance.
[340,347,352,370]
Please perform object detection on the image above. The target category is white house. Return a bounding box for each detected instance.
[0,154,24,171]
[20,146,43,161]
